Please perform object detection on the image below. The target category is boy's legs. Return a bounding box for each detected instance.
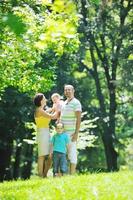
[53,152,60,177]
[60,153,67,175]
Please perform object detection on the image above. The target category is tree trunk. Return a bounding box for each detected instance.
[102,129,118,171]
[0,149,7,182]
[89,46,118,171]
[21,144,33,179]
[13,146,22,179]
[0,145,13,181]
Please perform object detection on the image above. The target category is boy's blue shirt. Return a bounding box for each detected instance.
[50,132,70,154]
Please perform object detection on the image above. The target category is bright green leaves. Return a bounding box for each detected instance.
[2,13,27,36]
[0,0,79,95]
[17,68,54,94]
[52,0,65,12]
[91,0,100,5]
[0,4,54,94]
[52,0,77,16]
[35,0,79,56]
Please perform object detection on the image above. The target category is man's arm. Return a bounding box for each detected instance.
[72,111,81,142]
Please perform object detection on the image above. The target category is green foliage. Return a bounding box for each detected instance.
[0,3,53,94]
[0,87,35,180]
[77,113,98,150]
[126,140,133,170]
[2,13,27,36]
[91,0,100,5]
[0,0,79,95]
[72,0,132,171]
[0,171,133,200]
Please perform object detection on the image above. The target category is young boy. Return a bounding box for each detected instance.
[49,122,70,177]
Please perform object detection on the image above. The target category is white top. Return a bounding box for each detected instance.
[60,98,82,135]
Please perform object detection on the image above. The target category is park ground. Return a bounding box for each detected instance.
[0,170,133,200]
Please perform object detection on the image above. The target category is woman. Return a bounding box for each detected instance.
[33,93,57,177]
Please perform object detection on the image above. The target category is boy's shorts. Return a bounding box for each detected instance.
[53,151,67,174]
[68,141,77,164]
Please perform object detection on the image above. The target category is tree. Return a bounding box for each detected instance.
[75,0,132,171]
[0,87,34,181]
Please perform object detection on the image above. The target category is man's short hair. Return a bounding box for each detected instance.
[64,84,74,90]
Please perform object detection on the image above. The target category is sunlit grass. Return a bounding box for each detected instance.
[0,171,133,200]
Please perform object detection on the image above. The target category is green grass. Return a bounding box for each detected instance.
[0,171,133,200]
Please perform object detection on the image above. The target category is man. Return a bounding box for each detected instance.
[60,84,82,174]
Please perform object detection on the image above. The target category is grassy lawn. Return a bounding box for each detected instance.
[0,171,133,200]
